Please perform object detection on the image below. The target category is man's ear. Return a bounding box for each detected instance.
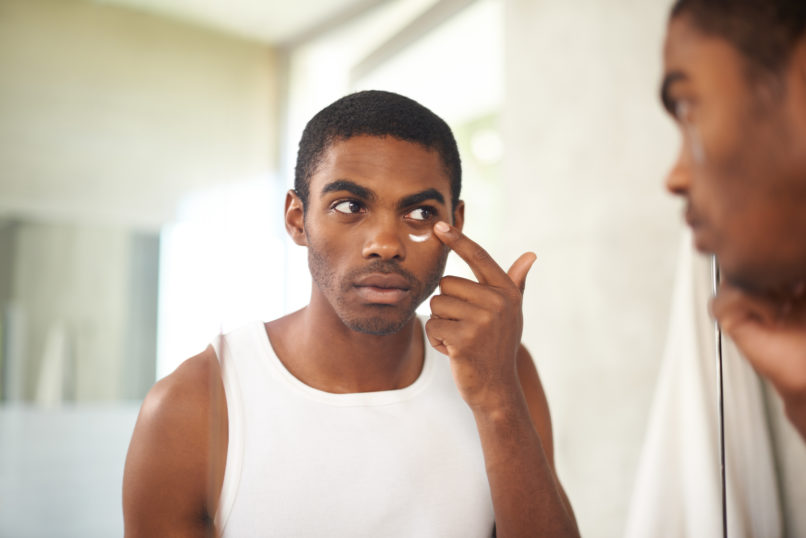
[285,190,308,246]
[452,200,465,234]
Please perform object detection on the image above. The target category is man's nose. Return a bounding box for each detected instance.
[361,215,406,261]
[665,145,691,196]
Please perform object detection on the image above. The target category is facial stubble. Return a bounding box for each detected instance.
[308,242,450,336]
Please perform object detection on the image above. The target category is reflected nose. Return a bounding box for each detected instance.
[361,216,406,261]
[665,145,691,197]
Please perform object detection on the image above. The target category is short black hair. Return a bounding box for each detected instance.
[293,90,461,209]
[671,0,806,77]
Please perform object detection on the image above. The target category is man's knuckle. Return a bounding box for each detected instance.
[489,294,507,313]
[470,246,491,263]
[478,310,494,326]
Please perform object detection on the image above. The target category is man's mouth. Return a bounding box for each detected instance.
[353,273,411,305]
[684,205,715,253]
[683,204,700,228]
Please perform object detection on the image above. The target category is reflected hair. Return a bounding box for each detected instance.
[671,0,806,78]
[293,90,461,210]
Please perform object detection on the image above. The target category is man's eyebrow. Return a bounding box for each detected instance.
[660,70,687,115]
[320,180,376,201]
[397,188,446,210]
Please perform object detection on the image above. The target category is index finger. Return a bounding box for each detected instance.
[433,221,509,286]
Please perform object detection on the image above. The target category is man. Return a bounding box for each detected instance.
[123,90,578,537]
[661,0,806,439]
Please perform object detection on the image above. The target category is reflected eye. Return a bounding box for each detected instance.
[333,200,363,214]
[406,207,436,221]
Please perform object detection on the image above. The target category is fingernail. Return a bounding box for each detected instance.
[434,221,450,233]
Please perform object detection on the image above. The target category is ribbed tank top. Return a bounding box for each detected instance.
[211,319,494,537]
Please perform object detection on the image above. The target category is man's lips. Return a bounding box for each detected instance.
[683,204,700,228]
[354,273,411,289]
[683,205,715,253]
[353,273,411,305]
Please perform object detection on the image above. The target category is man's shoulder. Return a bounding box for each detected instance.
[123,346,227,535]
[138,346,221,441]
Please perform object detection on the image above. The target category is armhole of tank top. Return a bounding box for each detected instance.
[211,333,244,536]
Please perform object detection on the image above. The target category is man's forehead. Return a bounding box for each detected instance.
[664,15,751,71]
[311,135,452,198]
[663,15,704,69]
[663,17,752,92]
[320,135,439,164]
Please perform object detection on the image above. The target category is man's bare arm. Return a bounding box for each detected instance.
[122,347,228,537]
[427,221,579,537]
[472,344,578,537]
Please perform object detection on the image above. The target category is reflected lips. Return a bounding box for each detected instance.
[684,205,713,252]
[354,273,411,305]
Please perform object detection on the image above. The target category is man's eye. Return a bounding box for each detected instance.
[333,200,363,214]
[407,207,435,221]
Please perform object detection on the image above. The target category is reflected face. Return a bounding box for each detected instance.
[300,135,463,335]
[662,15,806,293]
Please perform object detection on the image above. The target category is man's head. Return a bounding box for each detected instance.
[286,92,464,336]
[662,0,806,294]
[294,90,462,212]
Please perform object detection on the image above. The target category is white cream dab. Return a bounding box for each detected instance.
[408,232,432,243]
[687,123,706,165]
[677,102,706,165]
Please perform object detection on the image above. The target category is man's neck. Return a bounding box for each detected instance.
[266,301,424,394]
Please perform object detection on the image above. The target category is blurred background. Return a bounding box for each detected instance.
[0,0,683,535]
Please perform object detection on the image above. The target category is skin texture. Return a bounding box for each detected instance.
[122,347,227,537]
[663,14,806,440]
[123,135,578,536]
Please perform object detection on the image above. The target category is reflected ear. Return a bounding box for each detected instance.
[452,200,465,233]
[285,190,308,246]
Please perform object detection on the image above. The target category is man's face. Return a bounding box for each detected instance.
[293,135,463,335]
[662,15,806,294]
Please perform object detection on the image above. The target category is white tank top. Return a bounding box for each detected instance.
[212,319,494,537]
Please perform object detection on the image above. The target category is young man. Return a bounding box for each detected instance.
[661,0,806,439]
[123,91,578,537]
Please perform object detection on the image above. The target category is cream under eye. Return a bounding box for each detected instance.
[408,232,432,243]
[674,100,695,124]
[674,101,706,164]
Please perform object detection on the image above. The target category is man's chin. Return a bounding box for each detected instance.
[722,261,805,299]
[342,309,417,336]
[690,225,715,255]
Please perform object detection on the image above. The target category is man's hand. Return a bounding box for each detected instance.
[426,220,537,413]
[712,281,806,440]
[425,221,578,537]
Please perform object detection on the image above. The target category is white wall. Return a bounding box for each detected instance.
[0,0,281,401]
[0,0,277,230]
[0,2,280,534]
[503,1,684,535]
